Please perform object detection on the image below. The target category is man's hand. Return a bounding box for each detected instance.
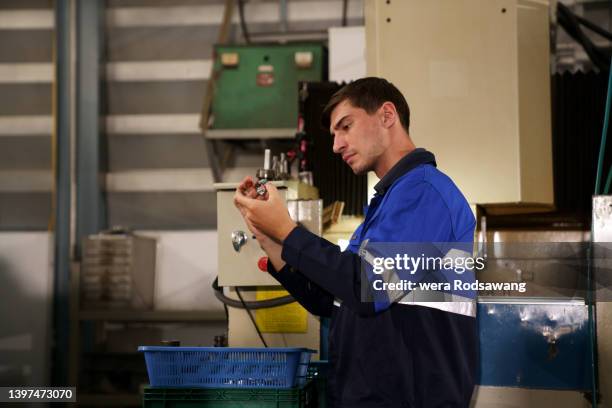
[234,178,297,243]
[235,176,267,237]
[234,176,289,271]
[236,176,265,201]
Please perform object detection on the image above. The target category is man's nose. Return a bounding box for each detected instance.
[332,134,346,154]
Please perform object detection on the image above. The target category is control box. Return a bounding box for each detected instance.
[211,43,325,130]
[215,180,319,286]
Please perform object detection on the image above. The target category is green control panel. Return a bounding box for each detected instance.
[211,43,325,130]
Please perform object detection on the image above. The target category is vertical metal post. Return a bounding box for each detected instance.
[53,0,105,386]
[591,196,612,406]
[76,0,106,250]
[52,0,73,386]
[73,0,106,389]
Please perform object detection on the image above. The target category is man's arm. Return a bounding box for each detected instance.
[255,232,334,317]
[280,226,375,315]
[267,260,334,318]
[256,221,371,316]
[234,177,334,317]
[235,183,376,316]
[235,180,466,316]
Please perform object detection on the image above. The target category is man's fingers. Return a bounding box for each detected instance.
[237,176,255,194]
[265,183,281,201]
[234,190,254,209]
[241,175,254,188]
[247,187,259,199]
[236,203,247,217]
[238,176,268,200]
[245,217,260,236]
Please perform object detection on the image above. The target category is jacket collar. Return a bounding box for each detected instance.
[373,148,436,196]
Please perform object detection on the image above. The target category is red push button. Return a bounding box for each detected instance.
[258,256,269,272]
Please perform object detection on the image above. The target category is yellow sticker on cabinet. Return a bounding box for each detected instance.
[255,289,307,333]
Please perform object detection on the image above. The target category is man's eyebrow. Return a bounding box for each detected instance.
[330,115,350,135]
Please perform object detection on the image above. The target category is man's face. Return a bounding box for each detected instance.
[329,100,387,175]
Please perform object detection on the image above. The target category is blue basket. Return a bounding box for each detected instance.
[139,346,315,389]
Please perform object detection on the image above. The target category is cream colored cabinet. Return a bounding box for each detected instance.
[215,181,319,286]
[365,0,553,205]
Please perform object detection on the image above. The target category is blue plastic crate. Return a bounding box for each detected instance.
[139,347,315,389]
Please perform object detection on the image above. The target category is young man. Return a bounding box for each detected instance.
[234,77,477,407]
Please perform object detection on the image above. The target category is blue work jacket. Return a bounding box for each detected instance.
[269,149,478,408]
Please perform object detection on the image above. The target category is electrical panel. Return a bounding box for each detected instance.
[211,43,325,132]
[215,181,319,286]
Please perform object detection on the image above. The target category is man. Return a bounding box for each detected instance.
[234,77,477,407]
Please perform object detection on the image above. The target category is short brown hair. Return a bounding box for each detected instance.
[321,77,410,133]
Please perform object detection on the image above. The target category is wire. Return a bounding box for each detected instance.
[557,3,610,72]
[595,56,612,194]
[236,287,268,347]
[237,0,251,44]
[575,13,612,42]
[604,165,612,195]
[212,277,296,309]
[342,0,348,27]
[557,3,608,70]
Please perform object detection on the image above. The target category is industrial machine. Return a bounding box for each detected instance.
[205,39,330,353]
[214,149,322,352]
[474,228,593,390]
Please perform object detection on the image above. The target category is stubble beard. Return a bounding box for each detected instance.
[349,157,374,176]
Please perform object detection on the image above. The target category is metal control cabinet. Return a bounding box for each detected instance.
[215,181,319,286]
[211,43,325,130]
[365,0,553,205]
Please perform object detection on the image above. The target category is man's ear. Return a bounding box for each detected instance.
[380,102,397,129]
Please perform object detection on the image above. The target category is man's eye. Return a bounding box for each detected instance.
[343,124,351,131]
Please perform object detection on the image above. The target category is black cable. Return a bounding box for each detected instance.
[558,5,597,58]
[237,0,252,44]
[212,277,296,309]
[575,13,612,42]
[342,0,349,27]
[557,3,610,71]
[236,287,268,347]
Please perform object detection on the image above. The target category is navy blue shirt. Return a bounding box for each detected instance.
[268,149,478,407]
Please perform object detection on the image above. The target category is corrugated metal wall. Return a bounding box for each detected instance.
[0,0,364,231]
[103,0,364,229]
[2,0,611,231]
[0,0,54,230]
